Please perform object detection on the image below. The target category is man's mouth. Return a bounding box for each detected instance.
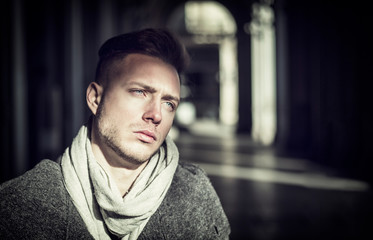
[134,130,157,143]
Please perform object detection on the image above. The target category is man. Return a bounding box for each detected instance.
[0,28,230,239]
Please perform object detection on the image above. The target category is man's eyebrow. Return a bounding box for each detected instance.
[129,82,157,92]
[163,94,180,105]
[129,82,180,104]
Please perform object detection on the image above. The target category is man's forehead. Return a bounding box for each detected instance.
[109,55,180,95]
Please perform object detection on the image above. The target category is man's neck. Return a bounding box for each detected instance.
[90,128,148,197]
[94,150,147,197]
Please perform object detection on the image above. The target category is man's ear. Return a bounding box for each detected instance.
[86,82,103,115]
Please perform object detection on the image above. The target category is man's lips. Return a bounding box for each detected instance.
[134,130,157,143]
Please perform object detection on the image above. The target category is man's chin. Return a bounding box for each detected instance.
[120,143,160,165]
[135,139,161,152]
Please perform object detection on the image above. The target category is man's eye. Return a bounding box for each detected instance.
[131,89,145,96]
[164,102,176,111]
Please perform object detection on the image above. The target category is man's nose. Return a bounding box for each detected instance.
[143,100,162,124]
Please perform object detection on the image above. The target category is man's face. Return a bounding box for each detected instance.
[94,53,180,165]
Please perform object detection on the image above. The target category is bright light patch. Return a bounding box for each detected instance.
[248,3,277,145]
[197,163,370,192]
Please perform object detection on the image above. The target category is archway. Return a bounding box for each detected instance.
[167,1,238,137]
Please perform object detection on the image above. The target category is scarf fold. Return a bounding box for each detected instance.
[61,123,179,240]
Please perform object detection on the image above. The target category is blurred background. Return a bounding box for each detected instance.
[1,0,372,239]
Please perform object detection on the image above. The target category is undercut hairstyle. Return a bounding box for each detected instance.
[95,28,190,86]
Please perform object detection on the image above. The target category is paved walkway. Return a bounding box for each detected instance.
[175,132,373,240]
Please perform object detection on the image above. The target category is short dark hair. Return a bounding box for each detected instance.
[95,28,189,85]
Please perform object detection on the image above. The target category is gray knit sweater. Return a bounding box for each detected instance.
[0,160,230,239]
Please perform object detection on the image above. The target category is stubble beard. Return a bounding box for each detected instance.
[94,100,156,166]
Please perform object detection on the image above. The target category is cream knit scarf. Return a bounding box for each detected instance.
[60,123,178,239]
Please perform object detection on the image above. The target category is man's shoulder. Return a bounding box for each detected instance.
[0,160,66,231]
[174,161,209,184]
[0,159,62,194]
[171,161,225,212]
[172,161,221,202]
[0,159,92,239]
[140,161,230,239]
